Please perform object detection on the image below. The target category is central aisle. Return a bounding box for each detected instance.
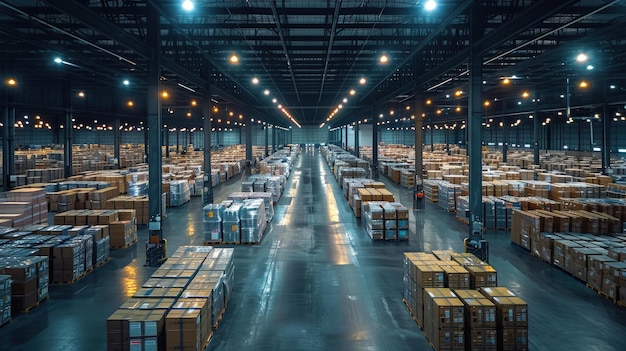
[209,148,428,350]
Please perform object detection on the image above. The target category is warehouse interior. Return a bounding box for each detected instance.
[2,1,626,350]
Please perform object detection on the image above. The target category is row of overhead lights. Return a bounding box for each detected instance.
[322,78,368,127]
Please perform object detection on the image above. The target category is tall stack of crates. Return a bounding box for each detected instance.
[203,204,224,243]
[222,203,243,244]
[403,251,528,351]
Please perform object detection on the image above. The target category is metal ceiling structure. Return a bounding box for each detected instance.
[1,0,626,129]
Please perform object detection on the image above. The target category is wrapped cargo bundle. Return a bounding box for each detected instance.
[222,203,243,243]
[169,180,191,207]
[240,199,266,244]
[127,181,148,196]
[248,192,274,222]
[203,203,225,242]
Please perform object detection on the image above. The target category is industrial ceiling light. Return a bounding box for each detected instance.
[359,78,366,85]
[251,77,259,85]
[229,54,239,64]
[579,80,589,88]
[161,91,168,98]
[77,91,85,98]
[576,53,588,62]
[522,91,529,98]
[54,57,62,64]
[502,78,510,85]
[182,0,194,11]
[349,89,356,96]
[586,65,594,70]
[191,100,197,106]
[343,98,348,103]
[424,0,437,11]
[379,54,389,64]
[127,100,134,107]
[6,78,17,86]
[263,89,270,95]
[123,79,129,86]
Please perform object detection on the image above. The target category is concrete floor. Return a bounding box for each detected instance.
[1,148,625,350]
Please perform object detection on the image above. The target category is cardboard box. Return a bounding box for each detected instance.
[455,289,497,329]
[466,265,497,289]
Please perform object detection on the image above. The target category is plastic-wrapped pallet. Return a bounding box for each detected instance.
[240,199,266,244]
[203,203,225,242]
[127,181,148,196]
[241,180,254,192]
[248,192,274,222]
[222,203,243,243]
[253,179,267,192]
[169,180,191,207]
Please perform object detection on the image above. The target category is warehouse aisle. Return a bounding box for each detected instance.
[209,148,430,350]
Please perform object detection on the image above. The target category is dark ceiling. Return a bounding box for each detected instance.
[2,0,626,129]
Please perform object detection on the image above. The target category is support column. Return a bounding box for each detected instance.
[147,4,163,224]
[601,86,611,174]
[114,118,121,169]
[272,126,276,153]
[176,129,180,154]
[533,103,540,165]
[3,89,16,190]
[165,127,170,158]
[468,2,485,235]
[414,84,424,189]
[63,80,73,178]
[245,111,252,174]
[344,126,348,150]
[265,125,269,157]
[502,120,509,163]
[372,106,379,179]
[144,125,149,162]
[354,122,360,158]
[202,88,213,204]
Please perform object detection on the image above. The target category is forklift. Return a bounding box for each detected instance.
[146,214,167,267]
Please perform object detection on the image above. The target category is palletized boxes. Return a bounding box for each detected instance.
[107,308,166,351]
[480,287,529,351]
[203,203,224,242]
[382,203,397,240]
[2,257,39,312]
[455,289,497,351]
[442,265,470,290]
[602,261,626,300]
[0,275,11,326]
[423,288,465,351]
[166,298,211,351]
[240,199,266,244]
[222,203,242,244]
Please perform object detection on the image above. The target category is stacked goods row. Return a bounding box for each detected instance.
[47,185,120,212]
[102,196,150,225]
[455,196,512,229]
[241,174,286,204]
[203,199,267,245]
[0,223,112,284]
[228,192,274,222]
[0,275,10,326]
[511,210,626,307]
[403,251,527,351]
[0,188,48,228]
[0,256,48,314]
[257,146,299,177]
[107,246,234,351]
[53,209,137,249]
[361,202,409,240]
[438,182,462,212]
[342,178,388,217]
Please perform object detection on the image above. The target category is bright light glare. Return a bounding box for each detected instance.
[182,0,194,11]
[229,54,239,64]
[379,54,389,64]
[586,65,594,70]
[264,90,270,95]
[576,53,588,62]
[359,78,366,85]
[123,80,129,86]
[252,77,259,85]
[424,0,437,11]
[579,81,588,88]
[349,89,356,96]
[54,57,62,63]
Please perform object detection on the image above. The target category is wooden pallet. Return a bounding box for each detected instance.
[598,290,617,303]
[19,301,40,313]
[38,295,50,303]
[95,257,112,268]
[111,239,137,250]
[237,242,261,245]
[203,241,222,246]
[52,272,86,285]
[201,332,213,350]
[402,298,423,330]
[212,306,227,330]
[617,301,626,309]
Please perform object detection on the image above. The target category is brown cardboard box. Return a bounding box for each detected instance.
[466,265,497,289]
[587,255,616,291]
[414,264,445,288]
[442,265,470,289]
[501,327,529,351]
[455,290,496,329]
[603,261,626,283]
[469,328,497,351]
[489,296,528,328]
[99,210,119,225]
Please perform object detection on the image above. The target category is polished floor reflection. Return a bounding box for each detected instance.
[1,148,625,351]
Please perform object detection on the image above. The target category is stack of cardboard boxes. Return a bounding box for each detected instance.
[107,246,234,351]
[0,256,49,313]
[403,251,528,351]
[0,275,11,326]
